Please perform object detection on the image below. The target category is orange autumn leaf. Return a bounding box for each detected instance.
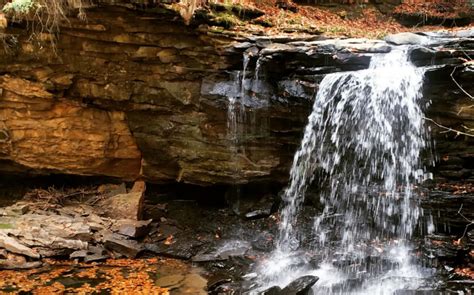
[164,235,175,245]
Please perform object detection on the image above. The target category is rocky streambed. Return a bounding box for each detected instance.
[0,179,473,294]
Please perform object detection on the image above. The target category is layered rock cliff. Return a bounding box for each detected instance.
[0,3,472,186]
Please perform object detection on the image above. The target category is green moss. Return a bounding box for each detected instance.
[0,223,13,229]
[225,4,245,16]
[2,0,37,14]
[210,2,264,21]
[211,12,241,28]
[287,15,304,25]
[251,18,274,27]
[374,31,389,39]
[323,25,347,34]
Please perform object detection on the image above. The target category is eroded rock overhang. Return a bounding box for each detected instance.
[0,2,472,185]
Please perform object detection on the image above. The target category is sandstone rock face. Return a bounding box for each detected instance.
[0,75,141,179]
[0,3,472,185]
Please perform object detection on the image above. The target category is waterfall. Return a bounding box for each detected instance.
[227,53,250,153]
[241,52,250,101]
[254,56,263,89]
[257,48,433,293]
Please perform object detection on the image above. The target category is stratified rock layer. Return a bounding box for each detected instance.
[0,2,472,185]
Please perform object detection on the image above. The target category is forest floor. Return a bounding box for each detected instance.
[0,258,192,294]
[200,0,473,38]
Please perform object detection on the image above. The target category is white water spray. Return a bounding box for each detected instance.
[259,48,432,293]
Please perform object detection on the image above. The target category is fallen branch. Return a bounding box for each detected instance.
[457,104,474,115]
[450,65,473,100]
[423,117,474,138]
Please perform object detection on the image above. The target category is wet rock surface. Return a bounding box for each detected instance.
[0,180,472,293]
[421,189,474,232]
[280,275,319,294]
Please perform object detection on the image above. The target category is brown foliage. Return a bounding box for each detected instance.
[0,258,172,294]
[394,0,472,18]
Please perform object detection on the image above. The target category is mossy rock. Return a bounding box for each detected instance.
[211,12,242,29]
[251,18,274,28]
[192,8,242,29]
[210,3,264,21]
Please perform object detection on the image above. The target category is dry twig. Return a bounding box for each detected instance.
[423,117,474,138]
[24,186,97,206]
[451,66,474,100]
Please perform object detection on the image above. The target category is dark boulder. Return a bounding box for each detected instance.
[281,275,319,295]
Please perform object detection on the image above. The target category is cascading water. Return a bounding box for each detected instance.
[256,48,433,293]
[227,50,269,164]
[227,53,250,155]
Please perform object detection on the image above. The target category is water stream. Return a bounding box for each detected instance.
[256,48,435,293]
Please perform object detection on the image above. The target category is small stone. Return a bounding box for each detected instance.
[9,203,30,215]
[70,250,88,259]
[0,259,42,270]
[0,253,42,270]
[104,235,143,258]
[84,253,108,262]
[88,245,106,255]
[262,285,282,295]
[251,232,274,252]
[219,246,249,259]
[245,208,272,219]
[0,233,40,259]
[281,275,319,295]
[207,274,232,292]
[115,219,151,238]
[242,272,258,279]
